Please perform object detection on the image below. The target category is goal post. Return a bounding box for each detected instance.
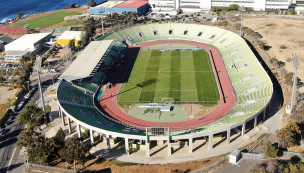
[161,98,175,103]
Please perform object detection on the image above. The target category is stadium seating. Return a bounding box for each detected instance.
[57,24,272,135]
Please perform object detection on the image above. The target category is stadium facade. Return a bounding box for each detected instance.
[57,24,273,159]
[149,0,292,12]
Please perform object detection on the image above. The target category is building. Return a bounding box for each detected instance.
[229,149,241,164]
[149,0,291,13]
[57,31,85,46]
[90,0,149,15]
[4,33,51,62]
[0,36,14,51]
[4,33,51,52]
[4,50,29,62]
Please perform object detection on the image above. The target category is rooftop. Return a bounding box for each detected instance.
[5,50,29,56]
[59,40,114,81]
[58,31,84,41]
[114,1,148,9]
[0,36,14,44]
[95,1,125,8]
[5,33,51,51]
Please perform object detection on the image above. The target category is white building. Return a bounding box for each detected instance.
[4,33,51,62]
[149,0,292,13]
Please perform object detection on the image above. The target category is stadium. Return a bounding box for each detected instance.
[57,24,273,158]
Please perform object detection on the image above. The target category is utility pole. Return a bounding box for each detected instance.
[286,53,300,114]
[34,55,47,122]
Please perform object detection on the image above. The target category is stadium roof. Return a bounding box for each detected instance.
[57,31,84,41]
[95,1,125,8]
[4,33,51,51]
[59,40,113,81]
[114,1,148,9]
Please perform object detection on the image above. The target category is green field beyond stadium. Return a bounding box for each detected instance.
[8,11,82,29]
[118,46,220,109]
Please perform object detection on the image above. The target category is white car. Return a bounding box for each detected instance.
[16,101,24,111]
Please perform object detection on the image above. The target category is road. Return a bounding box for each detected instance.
[0,60,71,173]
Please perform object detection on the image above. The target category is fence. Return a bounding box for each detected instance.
[190,156,228,173]
[241,152,265,160]
[29,163,78,173]
[282,151,304,159]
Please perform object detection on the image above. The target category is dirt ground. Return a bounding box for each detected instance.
[243,17,304,93]
[180,104,216,119]
[46,156,221,173]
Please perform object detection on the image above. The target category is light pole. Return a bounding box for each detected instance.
[98,7,105,36]
[34,55,47,123]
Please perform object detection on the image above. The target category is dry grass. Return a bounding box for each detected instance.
[0,102,10,118]
[48,89,57,95]
[48,155,222,173]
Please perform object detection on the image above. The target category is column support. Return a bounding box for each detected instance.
[106,134,111,151]
[90,129,94,144]
[227,128,231,144]
[61,111,65,126]
[125,137,129,155]
[67,117,72,134]
[168,135,171,156]
[242,122,246,138]
[263,109,266,121]
[146,135,150,157]
[58,106,61,117]
[208,133,213,150]
[254,116,258,128]
[77,124,81,138]
[189,137,193,153]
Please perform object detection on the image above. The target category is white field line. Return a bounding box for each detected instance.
[6,147,17,173]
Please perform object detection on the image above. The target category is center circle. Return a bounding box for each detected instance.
[159,67,181,76]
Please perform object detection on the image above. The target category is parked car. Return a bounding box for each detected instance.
[0,128,4,135]
[16,101,24,111]
[5,120,10,127]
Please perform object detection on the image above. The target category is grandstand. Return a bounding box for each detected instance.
[57,24,273,158]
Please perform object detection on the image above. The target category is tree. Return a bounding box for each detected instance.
[276,121,301,148]
[59,138,87,170]
[18,104,44,128]
[68,39,76,52]
[17,129,37,148]
[288,8,296,15]
[249,159,280,173]
[260,141,278,158]
[82,17,95,40]
[228,4,239,11]
[55,128,65,148]
[16,12,23,20]
[284,72,293,86]
[211,7,221,13]
[70,3,76,8]
[87,0,96,7]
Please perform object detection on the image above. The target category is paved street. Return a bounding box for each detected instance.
[0,61,72,173]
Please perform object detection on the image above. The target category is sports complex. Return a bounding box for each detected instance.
[57,23,273,158]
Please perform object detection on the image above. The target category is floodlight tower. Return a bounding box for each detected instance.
[34,55,47,122]
[98,7,105,36]
[239,6,245,37]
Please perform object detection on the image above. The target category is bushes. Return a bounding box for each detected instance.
[280,44,287,49]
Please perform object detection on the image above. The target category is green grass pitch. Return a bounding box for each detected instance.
[117,49,220,106]
[8,11,82,29]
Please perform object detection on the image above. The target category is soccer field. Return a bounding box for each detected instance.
[7,11,82,29]
[118,48,220,105]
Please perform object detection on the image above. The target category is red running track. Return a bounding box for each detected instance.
[99,40,236,130]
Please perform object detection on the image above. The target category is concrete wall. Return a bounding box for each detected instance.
[57,39,81,46]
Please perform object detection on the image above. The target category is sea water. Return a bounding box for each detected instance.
[0,0,103,22]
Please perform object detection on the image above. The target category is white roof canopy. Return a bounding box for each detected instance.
[59,40,113,81]
[4,33,51,51]
[58,31,84,41]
